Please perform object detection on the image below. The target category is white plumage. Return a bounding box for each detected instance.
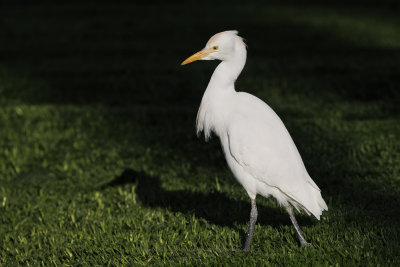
[182,30,327,250]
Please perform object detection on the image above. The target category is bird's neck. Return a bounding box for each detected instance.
[206,45,247,94]
[196,44,247,140]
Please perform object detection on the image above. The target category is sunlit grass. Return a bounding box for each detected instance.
[0,1,399,265]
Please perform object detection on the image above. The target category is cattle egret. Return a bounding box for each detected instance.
[181,30,328,251]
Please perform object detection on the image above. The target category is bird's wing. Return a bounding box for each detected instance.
[226,109,319,207]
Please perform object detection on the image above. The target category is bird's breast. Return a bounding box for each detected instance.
[197,93,236,141]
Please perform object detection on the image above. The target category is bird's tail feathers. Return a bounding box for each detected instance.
[287,185,328,220]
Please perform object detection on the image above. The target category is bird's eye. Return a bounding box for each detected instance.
[213,46,219,50]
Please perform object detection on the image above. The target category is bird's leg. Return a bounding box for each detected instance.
[243,198,258,252]
[286,205,309,247]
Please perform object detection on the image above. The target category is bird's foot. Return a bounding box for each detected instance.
[300,241,310,248]
[242,245,250,252]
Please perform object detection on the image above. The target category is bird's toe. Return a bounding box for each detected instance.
[300,241,310,248]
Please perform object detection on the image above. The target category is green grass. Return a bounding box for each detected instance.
[1,1,400,265]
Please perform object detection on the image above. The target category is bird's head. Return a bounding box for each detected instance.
[181,30,245,65]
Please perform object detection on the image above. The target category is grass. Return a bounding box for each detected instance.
[0,1,400,265]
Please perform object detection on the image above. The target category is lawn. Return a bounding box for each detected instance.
[0,1,399,265]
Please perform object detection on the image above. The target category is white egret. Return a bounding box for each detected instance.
[181,31,327,251]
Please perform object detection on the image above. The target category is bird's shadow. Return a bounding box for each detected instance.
[101,169,314,232]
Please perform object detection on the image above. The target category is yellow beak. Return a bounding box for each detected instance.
[181,48,215,65]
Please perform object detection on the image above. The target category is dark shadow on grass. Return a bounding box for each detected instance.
[101,168,313,230]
